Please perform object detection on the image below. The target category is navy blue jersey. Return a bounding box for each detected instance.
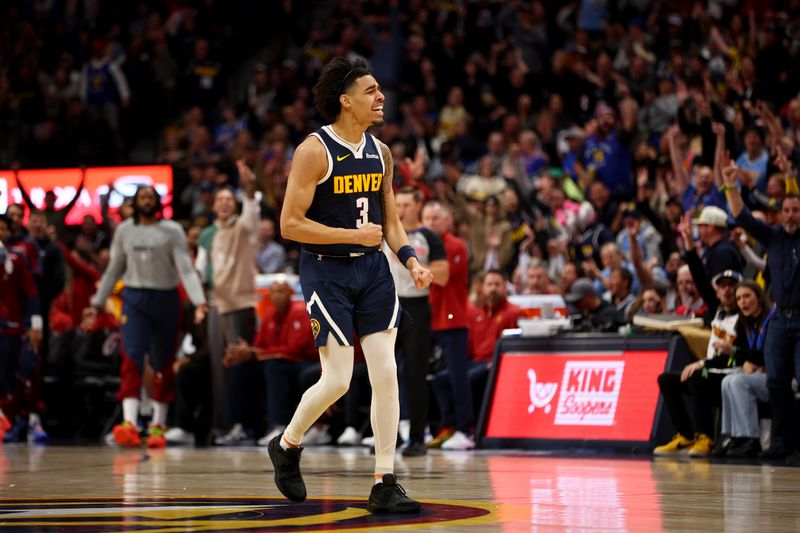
[86,61,120,105]
[303,125,385,256]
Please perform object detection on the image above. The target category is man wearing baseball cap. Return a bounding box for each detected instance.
[654,268,741,457]
[692,205,743,279]
[564,277,625,332]
[711,269,743,285]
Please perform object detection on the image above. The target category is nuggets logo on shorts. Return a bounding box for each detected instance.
[310,318,320,339]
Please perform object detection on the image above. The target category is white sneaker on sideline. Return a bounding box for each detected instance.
[441,431,476,450]
[303,424,332,445]
[164,427,194,445]
[257,425,286,446]
[337,426,361,446]
[398,419,410,445]
[214,423,250,446]
[361,435,375,447]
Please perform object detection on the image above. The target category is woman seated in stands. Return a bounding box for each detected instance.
[714,281,776,458]
[629,285,667,318]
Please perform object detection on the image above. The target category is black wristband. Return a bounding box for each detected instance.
[397,245,417,267]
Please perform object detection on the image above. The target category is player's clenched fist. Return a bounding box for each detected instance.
[410,265,433,289]
[356,222,383,247]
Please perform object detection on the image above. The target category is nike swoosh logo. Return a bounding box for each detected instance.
[336,153,352,162]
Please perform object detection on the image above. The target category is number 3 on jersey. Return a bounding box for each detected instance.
[356,197,369,227]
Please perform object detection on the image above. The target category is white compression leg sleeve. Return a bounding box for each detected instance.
[283,335,354,446]
[360,328,399,475]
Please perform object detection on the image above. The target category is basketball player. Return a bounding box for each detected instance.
[84,186,207,448]
[268,57,432,513]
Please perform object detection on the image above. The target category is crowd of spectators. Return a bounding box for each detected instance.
[0,0,297,167]
[2,0,800,453]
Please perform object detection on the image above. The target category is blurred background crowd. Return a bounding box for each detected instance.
[1,0,800,450]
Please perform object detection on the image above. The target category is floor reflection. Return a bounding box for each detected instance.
[489,456,662,531]
[0,446,798,532]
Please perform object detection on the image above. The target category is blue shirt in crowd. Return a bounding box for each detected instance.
[583,130,634,198]
[735,150,769,192]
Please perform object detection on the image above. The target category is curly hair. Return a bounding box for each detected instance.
[132,185,163,224]
[313,57,372,122]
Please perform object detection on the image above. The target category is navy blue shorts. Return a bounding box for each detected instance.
[121,287,180,371]
[299,250,400,347]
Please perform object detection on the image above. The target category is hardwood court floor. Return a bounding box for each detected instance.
[1,444,799,531]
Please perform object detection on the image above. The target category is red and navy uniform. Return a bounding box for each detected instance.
[116,288,185,404]
[0,245,41,409]
[0,248,40,336]
[7,234,40,277]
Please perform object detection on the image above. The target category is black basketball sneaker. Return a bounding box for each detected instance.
[367,474,421,513]
[268,433,307,502]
